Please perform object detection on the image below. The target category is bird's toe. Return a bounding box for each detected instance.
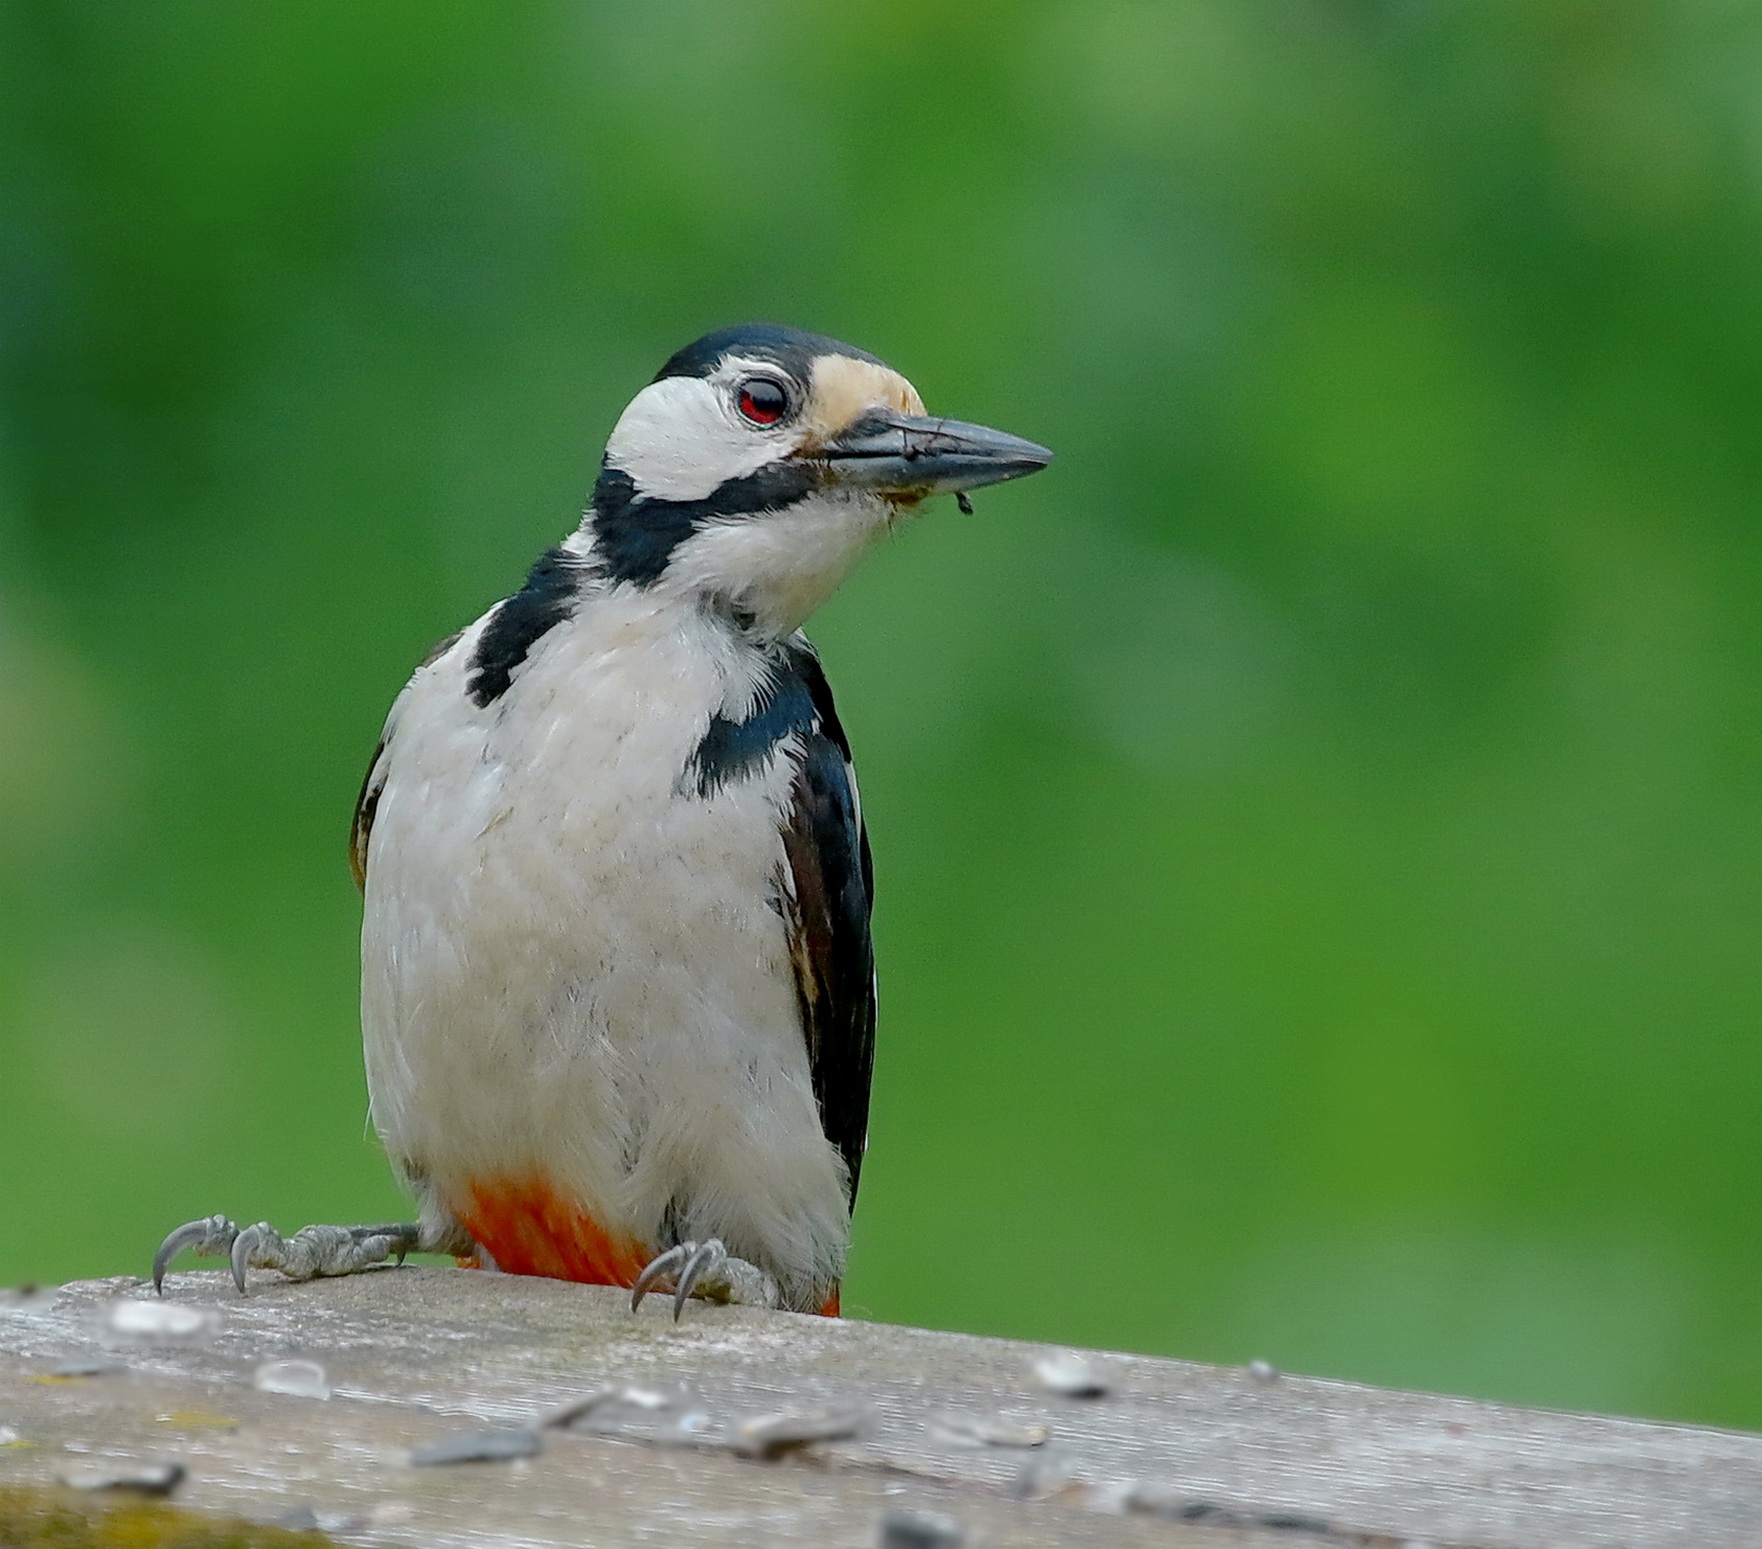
[151,1214,239,1295]
[629,1238,779,1317]
[154,1216,420,1295]
[630,1242,692,1314]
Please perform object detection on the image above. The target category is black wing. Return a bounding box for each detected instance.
[778,644,877,1207]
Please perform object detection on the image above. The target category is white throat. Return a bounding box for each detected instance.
[653,489,899,638]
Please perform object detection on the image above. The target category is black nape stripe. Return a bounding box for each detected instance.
[589,458,821,587]
[686,644,820,797]
[467,547,584,707]
[588,465,695,588]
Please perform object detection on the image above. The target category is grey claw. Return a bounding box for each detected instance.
[673,1238,725,1322]
[152,1215,235,1295]
[630,1243,690,1313]
[230,1223,266,1294]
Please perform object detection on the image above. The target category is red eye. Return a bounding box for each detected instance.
[737,377,789,425]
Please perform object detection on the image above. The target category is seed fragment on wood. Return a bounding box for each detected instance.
[1126,1487,1244,1524]
[1258,1511,1336,1534]
[48,1358,125,1378]
[410,1425,542,1465]
[154,1408,238,1431]
[1031,1350,1107,1397]
[61,1460,186,1495]
[926,1412,1049,1448]
[105,1299,221,1341]
[0,1285,60,1313]
[543,1382,706,1440]
[662,1410,714,1445]
[281,1500,414,1534]
[1011,1447,1074,1500]
[254,1358,331,1399]
[879,1505,966,1547]
[1125,1484,1335,1535]
[540,1385,617,1429]
[733,1403,872,1459]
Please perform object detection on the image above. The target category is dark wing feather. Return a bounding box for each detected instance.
[349,630,462,892]
[779,644,877,1206]
[348,740,386,893]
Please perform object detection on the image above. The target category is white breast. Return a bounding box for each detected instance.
[358,582,851,1302]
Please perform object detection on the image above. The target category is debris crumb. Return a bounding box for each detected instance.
[880,1506,966,1547]
[61,1461,186,1496]
[254,1358,332,1399]
[1032,1350,1107,1397]
[1126,1485,1333,1534]
[734,1403,872,1459]
[49,1358,126,1378]
[1125,1490,1245,1525]
[105,1298,221,1341]
[926,1412,1049,1448]
[155,1409,238,1431]
[541,1385,617,1429]
[663,1410,714,1444]
[410,1425,543,1465]
[1011,1447,1074,1500]
[282,1503,384,1534]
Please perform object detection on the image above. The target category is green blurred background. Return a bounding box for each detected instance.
[4,0,1762,1429]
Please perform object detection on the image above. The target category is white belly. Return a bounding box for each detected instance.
[358,588,850,1303]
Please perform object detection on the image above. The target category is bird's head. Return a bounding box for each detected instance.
[584,323,1052,637]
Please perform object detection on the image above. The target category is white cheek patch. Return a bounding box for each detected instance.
[605,370,783,503]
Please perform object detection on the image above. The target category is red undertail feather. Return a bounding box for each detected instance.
[460,1177,650,1287]
[458,1174,843,1317]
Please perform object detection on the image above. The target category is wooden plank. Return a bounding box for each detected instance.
[1,1267,1757,1547]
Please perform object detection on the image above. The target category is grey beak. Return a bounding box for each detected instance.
[816,411,1052,496]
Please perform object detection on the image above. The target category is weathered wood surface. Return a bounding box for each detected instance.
[2,1267,1758,1547]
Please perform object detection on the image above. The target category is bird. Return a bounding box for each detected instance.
[153,323,1051,1318]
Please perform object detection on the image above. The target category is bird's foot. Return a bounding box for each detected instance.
[629,1238,779,1320]
[152,1214,421,1295]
